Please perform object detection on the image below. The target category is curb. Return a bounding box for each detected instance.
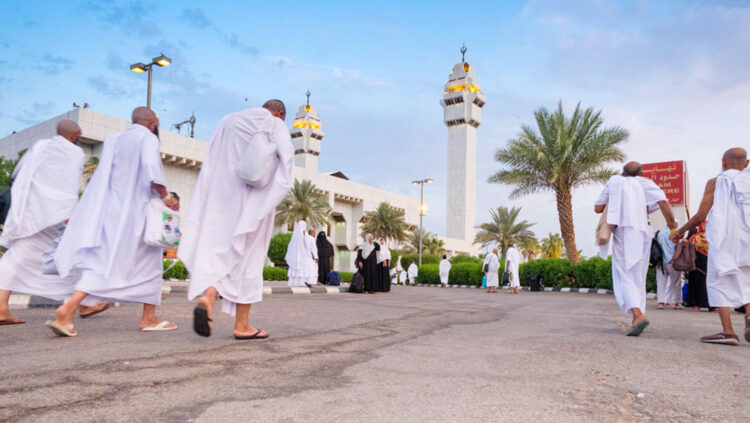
[409,283,658,299]
[9,282,353,309]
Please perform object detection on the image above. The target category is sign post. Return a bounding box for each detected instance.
[641,160,690,229]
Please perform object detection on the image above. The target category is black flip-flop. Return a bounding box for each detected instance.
[234,329,269,340]
[626,320,650,337]
[193,306,212,337]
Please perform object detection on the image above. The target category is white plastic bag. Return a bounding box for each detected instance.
[144,198,181,249]
[235,117,278,188]
[41,224,65,275]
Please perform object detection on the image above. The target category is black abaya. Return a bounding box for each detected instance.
[377,259,391,292]
[355,243,380,292]
[316,232,334,284]
[687,251,710,308]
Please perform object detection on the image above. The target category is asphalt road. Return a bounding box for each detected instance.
[1,287,748,422]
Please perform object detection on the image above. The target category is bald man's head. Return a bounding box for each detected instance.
[262,99,286,120]
[56,120,82,144]
[131,107,159,133]
[722,147,749,171]
[622,161,642,177]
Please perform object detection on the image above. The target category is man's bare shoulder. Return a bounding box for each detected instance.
[706,177,717,191]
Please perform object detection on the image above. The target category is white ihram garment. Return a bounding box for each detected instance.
[285,221,313,287]
[307,233,318,285]
[704,169,750,307]
[656,262,684,304]
[55,125,168,305]
[505,247,522,288]
[181,108,294,315]
[0,136,83,300]
[595,175,667,314]
[407,263,418,284]
[484,253,500,287]
[439,259,451,284]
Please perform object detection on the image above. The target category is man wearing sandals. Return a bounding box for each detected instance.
[595,161,677,336]
[671,148,750,346]
[47,108,179,336]
[0,120,108,326]
[180,100,294,340]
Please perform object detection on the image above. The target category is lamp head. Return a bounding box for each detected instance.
[153,53,171,67]
[425,178,434,184]
[130,63,148,73]
[411,180,420,185]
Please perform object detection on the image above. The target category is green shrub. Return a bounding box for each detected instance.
[267,233,292,266]
[448,263,485,286]
[572,256,612,289]
[163,260,189,280]
[263,266,288,281]
[520,258,573,288]
[401,253,440,268]
[339,272,353,283]
[647,266,656,293]
[416,264,440,284]
[450,254,481,265]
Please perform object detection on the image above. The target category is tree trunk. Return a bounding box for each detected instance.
[555,188,580,264]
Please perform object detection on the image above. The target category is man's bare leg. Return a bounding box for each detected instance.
[140,303,176,330]
[78,301,109,317]
[197,286,218,333]
[717,307,735,335]
[53,290,89,330]
[744,303,750,342]
[233,303,267,338]
[631,307,647,327]
[0,289,24,324]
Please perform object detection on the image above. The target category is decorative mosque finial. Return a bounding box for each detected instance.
[460,44,467,62]
[306,89,311,105]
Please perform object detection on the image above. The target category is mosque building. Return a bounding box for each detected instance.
[0,48,484,270]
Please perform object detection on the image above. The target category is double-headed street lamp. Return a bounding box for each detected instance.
[412,178,433,266]
[130,53,172,109]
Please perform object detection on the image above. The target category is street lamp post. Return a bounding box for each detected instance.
[412,178,433,266]
[130,53,172,109]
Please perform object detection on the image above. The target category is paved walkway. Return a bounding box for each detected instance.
[2,285,748,421]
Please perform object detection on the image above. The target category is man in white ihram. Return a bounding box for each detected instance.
[439,255,451,288]
[47,108,179,337]
[181,100,294,340]
[595,161,676,337]
[306,228,319,287]
[0,121,107,325]
[671,148,750,346]
[505,243,522,295]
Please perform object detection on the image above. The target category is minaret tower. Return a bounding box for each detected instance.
[440,45,486,242]
[290,90,324,171]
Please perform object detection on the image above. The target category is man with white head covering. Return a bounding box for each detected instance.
[407,261,418,285]
[286,221,314,287]
[376,237,391,292]
[0,120,107,325]
[355,234,379,293]
[484,248,500,293]
[595,161,677,337]
[181,100,293,340]
[505,243,522,295]
[306,228,319,287]
[439,254,451,288]
[671,148,750,345]
[48,108,179,337]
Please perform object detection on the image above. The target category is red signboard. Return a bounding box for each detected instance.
[641,161,686,206]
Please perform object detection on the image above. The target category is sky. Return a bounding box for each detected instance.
[1,0,750,257]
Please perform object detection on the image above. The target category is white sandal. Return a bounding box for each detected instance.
[140,321,177,332]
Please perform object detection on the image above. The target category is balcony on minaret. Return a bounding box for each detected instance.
[290,101,325,171]
[440,61,486,128]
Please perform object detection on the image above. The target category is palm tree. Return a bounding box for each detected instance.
[359,202,408,243]
[422,235,446,255]
[474,206,535,262]
[402,228,429,254]
[541,233,564,259]
[275,179,331,229]
[80,156,100,193]
[519,237,540,262]
[489,101,627,264]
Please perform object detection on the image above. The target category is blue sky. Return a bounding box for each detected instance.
[2,0,750,256]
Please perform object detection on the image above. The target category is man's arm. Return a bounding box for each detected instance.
[151,182,179,210]
[671,178,716,242]
[658,200,678,229]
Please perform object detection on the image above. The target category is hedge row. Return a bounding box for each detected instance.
[163,260,189,280]
[400,253,440,267]
[415,257,658,292]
